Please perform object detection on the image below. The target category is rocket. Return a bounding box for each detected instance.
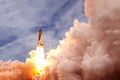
[37,29,44,46]
[36,29,45,60]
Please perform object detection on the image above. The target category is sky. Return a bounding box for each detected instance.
[0,0,87,61]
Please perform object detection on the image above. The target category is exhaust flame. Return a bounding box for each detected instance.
[25,45,56,79]
[34,46,45,72]
[26,46,46,75]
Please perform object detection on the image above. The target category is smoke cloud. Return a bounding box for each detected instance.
[48,0,120,80]
[0,0,120,80]
[0,60,39,80]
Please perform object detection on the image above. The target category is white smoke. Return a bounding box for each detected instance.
[48,0,120,80]
[0,0,120,80]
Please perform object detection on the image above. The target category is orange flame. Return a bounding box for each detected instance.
[26,46,46,74]
[25,45,57,80]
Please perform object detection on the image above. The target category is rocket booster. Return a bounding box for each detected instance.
[37,29,44,46]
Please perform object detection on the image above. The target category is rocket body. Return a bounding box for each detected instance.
[37,29,44,46]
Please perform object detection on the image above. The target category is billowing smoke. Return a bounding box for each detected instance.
[48,0,120,80]
[0,60,35,80]
[0,0,120,80]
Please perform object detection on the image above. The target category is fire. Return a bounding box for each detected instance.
[25,45,56,80]
[26,46,46,74]
[34,46,46,72]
